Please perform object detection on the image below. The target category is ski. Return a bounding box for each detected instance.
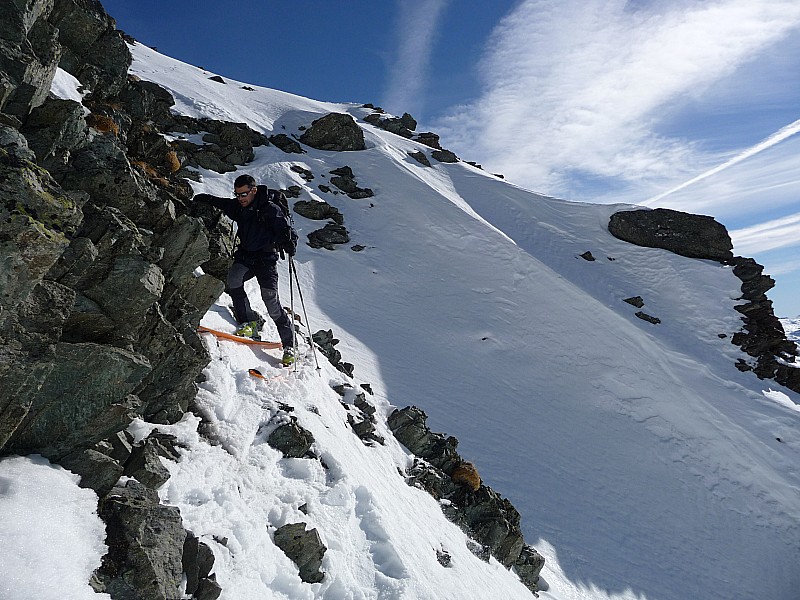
[198,326,282,348]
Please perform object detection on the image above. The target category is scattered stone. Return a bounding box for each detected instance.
[273,523,326,583]
[408,150,431,167]
[431,149,459,163]
[307,223,350,250]
[436,548,452,567]
[415,132,441,149]
[351,244,366,252]
[269,133,305,154]
[579,251,595,261]
[290,165,314,180]
[624,296,645,308]
[268,418,315,458]
[635,311,661,325]
[293,199,343,224]
[208,75,226,84]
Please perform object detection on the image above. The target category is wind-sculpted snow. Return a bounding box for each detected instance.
[120,41,799,600]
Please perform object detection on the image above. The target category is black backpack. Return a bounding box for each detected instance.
[258,186,298,258]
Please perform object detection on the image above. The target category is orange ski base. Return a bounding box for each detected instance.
[198,326,282,349]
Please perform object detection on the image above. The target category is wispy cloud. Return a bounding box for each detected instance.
[645,117,800,204]
[382,0,451,118]
[434,0,800,198]
[731,212,800,254]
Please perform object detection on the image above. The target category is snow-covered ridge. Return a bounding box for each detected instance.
[9,37,799,600]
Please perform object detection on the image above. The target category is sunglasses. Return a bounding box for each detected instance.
[233,188,254,198]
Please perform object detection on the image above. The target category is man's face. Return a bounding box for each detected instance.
[234,185,256,207]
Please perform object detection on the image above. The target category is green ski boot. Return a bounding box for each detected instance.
[234,320,260,339]
[281,347,296,367]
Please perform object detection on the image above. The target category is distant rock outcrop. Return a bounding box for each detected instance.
[299,112,365,151]
[608,208,799,394]
[608,208,733,261]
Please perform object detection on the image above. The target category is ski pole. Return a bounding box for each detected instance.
[289,257,321,372]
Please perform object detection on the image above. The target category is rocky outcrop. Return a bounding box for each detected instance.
[0,3,236,598]
[731,258,800,391]
[273,522,327,583]
[608,208,733,261]
[328,165,373,199]
[388,406,545,593]
[608,208,798,394]
[299,112,365,151]
[96,480,186,600]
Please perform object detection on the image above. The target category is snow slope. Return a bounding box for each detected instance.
[4,42,798,600]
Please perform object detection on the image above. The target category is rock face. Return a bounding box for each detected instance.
[299,112,365,151]
[388,406,545,593]
[273,523,327,583]
[608,208,799,394]
[608,208,733,261]
[0,3,231,598]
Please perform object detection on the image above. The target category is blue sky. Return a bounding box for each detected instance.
[103,0,800,317]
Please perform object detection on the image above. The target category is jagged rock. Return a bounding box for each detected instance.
[268,418,315,458]
[307,223,350,250]
[363,112,417,138]
[293,199,343,224]
[273,522,326,583]
[124,435,172,489]
[290,164,314,181]
[284,184,303,198]
[388,406,460,472]
[327,167,373,199]
[580,251,595,261]
[730,257,799,392]
[431,149,459,163]
[515,545,546,593]
[624,296,645,308]
[0,0,62,119]
[415,132,441,149]
[97,480,186,600]
[208,75,225,84]
[389,405,544,591]
[59,447,124,497]
[0,124,36,161]
[313,330,342,366]
[183,531,221,600]
[269,133,304,154]
[436,548,452,567]
[608,208,734,261]
[299,112,365,151]
[117,77,176,124]
[408,150,431,167]
[635,311,661,325]
[20,96,89,175]
[61,135,169,227]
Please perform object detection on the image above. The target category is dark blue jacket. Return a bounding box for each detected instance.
[195,185,292,262]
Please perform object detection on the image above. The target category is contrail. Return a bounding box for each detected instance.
[645,117,800,205]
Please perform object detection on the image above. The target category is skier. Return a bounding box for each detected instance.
[193,174,298,366]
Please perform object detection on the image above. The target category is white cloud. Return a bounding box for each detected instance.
[434,0,800,198]
[731,212,800,254]
[645,117,800,205]
[382,0,451,117]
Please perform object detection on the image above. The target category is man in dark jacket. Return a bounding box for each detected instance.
[194,174,298,366]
